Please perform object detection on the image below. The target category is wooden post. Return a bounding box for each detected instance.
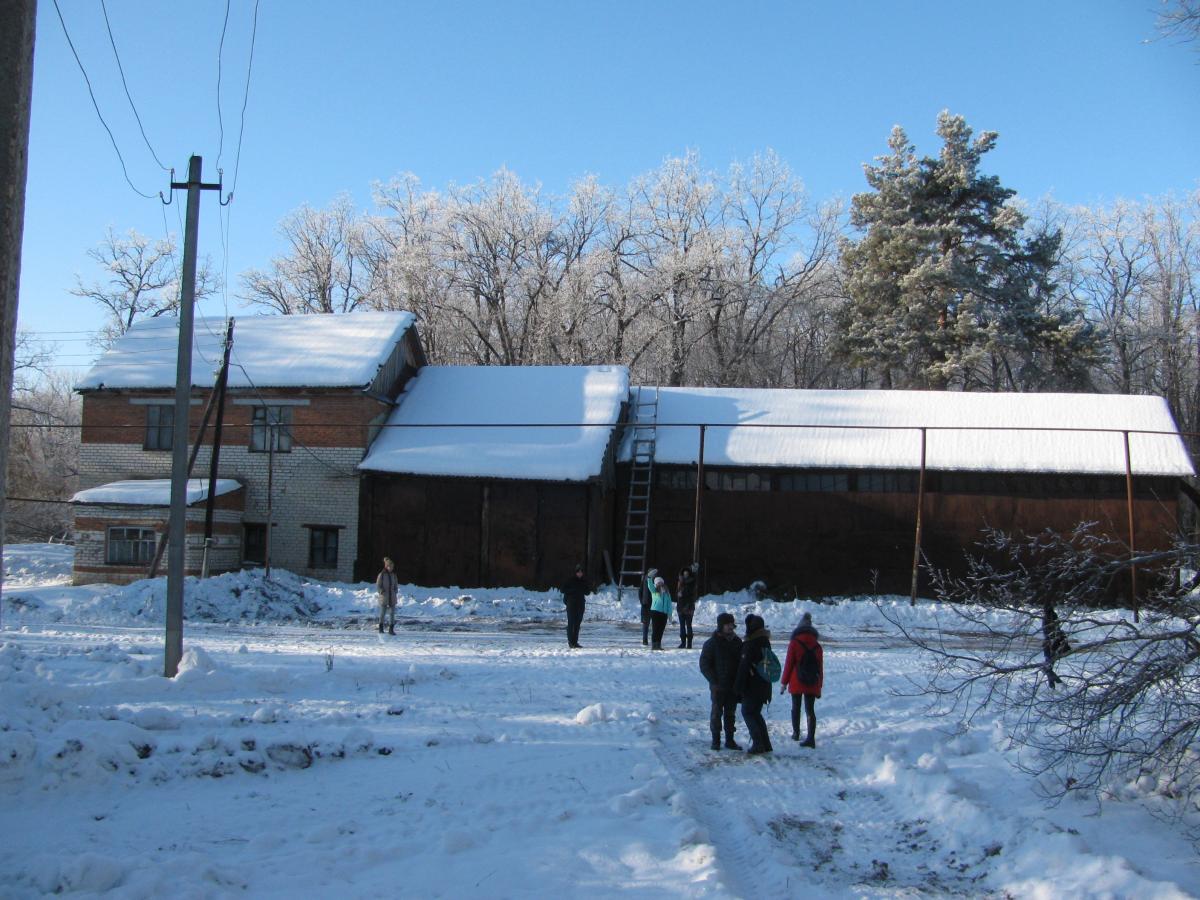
[1124,430,1139,622]
[910,427,927,606]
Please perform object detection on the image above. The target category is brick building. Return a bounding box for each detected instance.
[72,311,424,585]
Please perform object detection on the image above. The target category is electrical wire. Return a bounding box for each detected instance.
[214,0,232,173]
[228,0,261,202]
[51,0,158,200]
[99,0,169,173]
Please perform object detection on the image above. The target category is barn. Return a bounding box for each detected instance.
[357,365,629,589]
[616,387,1195,597]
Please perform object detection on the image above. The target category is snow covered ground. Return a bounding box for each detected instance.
[1,544,1196,898]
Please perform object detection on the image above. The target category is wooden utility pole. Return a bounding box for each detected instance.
[910,428,928,606]
[0,0,36,622]
[164,156,221,677]
[202,319,235,554]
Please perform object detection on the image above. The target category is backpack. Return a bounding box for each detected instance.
[754,645,782,684]
[795,642,820,686]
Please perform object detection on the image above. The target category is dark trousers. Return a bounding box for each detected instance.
[741,696,772,751]
[641,606,651,642]
[565,599,585,646]
[710,689,738,743]
[790,693,816,740]
[678,613,694,646]
[650,611,668,646]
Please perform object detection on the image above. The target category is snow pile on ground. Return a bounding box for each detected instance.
[0,544,1196,898]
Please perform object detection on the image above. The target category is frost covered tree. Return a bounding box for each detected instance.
[71,228,213,349]
[838,112,1095,390]
[886,525,1200,825]
[241,195,374,315]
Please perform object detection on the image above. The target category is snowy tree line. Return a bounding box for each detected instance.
[11,114,1199,538]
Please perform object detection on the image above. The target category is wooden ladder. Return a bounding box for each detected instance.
[617,386,660,601]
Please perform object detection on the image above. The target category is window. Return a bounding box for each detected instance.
[657,469,697,490]
[308,526,339,569]
[250,406,293,453]
[144,405,174,450]
[777,472,850,492]
[856,471,916,493]
[243,523,266,565]
[107,527,158,565]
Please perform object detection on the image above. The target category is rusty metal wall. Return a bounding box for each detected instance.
[359,474,600,589]
[616,466,1182,597]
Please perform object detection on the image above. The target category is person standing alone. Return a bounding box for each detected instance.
[699,612,742,750]
[561,564,590,649]
[780,611,824,747]
[376,556,398,635]
[676,562,699,648]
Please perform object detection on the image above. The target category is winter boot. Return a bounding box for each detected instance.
[687,637,693,649]
[388,624,395,635]
[378,623,384,633]
[710,737,721,751]
[651,642,663,651]
[678,640,687,649]
[801,719,816,748]
[724,738,741,750]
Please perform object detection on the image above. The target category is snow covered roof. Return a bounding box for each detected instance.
[71,479,243,506]
[75,311,416,391]
[620,388,1194,477]
[359,366,630,481]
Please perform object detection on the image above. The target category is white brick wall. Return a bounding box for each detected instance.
[78,443,364,583]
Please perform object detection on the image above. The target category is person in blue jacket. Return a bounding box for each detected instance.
[648,575,673,650]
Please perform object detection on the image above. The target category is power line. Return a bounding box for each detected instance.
[51,0,158,201]
[99,0,169,172]
[228,0,261,202]
[214,0,232,173]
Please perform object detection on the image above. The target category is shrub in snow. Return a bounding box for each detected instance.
[266,741,313,769]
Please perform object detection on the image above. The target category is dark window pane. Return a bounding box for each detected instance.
[107,527,158,565]
[144,405,174,450]
[243,524,266,564]
[308,527,338,569]
[251,406,293,453]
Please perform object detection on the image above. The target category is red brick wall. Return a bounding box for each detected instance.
[81,389,387,450]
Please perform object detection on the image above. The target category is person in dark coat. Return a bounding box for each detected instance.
[376,556,398,635]
[638,568,657,646]
[676,562,699,649]
[780,611,824,747]
[699,612,742,750]
[561,564,589,649]
[1042,603,1070,689]
[735,613,774,754]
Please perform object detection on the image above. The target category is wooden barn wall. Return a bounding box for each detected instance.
[358,474,605,589]
[616,467,1181,597]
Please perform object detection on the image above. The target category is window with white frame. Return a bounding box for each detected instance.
[106,526,158,565]
[250,406,293,453]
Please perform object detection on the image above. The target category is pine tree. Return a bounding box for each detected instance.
[837,111,1095,390]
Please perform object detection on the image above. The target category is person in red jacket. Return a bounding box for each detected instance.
[780,611,823,748]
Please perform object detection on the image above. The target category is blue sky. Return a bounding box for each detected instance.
[18,0,1200,369]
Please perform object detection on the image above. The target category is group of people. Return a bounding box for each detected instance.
[637,564,699,649]
[384,556,827,756]
[700,610,824,755]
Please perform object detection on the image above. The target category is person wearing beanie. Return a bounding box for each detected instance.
[638,568,658,646]
[735,613,775,754]
[560,564,590,649]
[699,612,742,750]
[648,575,673,650]
[781,611,824,747]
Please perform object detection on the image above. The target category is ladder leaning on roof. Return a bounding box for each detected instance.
[617,386,660,602]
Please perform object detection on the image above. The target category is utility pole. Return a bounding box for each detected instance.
[0,0,36,625]
[201,319,234,578]
[164,156,221,677]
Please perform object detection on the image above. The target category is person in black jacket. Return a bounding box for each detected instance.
[561,564,589,649]
[699,612,742,750]
[638,568,657,646]
[676,562,699,648]
[735,613,774,754]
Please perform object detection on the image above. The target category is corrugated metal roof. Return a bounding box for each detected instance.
[620,387,1194,477]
